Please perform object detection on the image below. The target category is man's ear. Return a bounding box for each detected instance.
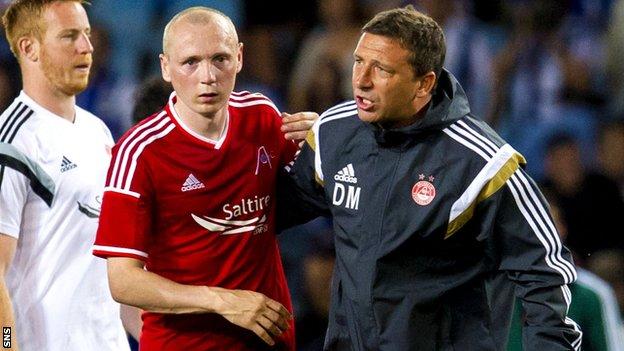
[19,36,39,62]
[160,53,171,82]
[416,71,437,98]
[236,42,243,74]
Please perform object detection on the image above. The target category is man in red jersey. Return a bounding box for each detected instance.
[92,6,315,351]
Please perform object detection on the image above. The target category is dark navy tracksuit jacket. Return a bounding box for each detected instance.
[280,70,581,350]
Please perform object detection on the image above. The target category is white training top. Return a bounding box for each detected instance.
[0,92,129,351]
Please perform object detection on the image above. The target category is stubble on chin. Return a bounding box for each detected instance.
[40,51,90,96]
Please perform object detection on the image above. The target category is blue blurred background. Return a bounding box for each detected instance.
[2,0,624,350]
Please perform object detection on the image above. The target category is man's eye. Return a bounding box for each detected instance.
[376,66,392,76]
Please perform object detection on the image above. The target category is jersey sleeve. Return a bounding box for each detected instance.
[0,140,54,238]
[93,140,154,261]
[276,124,330,232]
[276,120,299,172]
[493,168,582,350]
[0,166,29,238]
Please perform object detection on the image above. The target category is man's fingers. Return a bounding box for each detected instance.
[258,315,284,337]
[251,324,275,346]
[281,111,317,121]
[284,131,308,141]
[281,120,315,132]
[281,111,317,141]
[266,299,293,320]
[281,119,313,130]
[264,309,289,331]
[281,112,317,127]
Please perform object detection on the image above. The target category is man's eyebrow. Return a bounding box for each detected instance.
[57,27,89,36]
[211,52,232,58]
[178,54,201,62]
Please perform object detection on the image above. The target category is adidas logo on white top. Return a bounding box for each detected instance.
[334,163,358,184]
[181,174,205,192]
[60,156,77,172]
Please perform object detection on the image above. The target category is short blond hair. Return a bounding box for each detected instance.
[2,0,88,57]
[162,6,237,55]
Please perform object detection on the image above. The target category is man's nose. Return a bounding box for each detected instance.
[199,62,217,84]
[354,66,372,89]
[77,32,93,54]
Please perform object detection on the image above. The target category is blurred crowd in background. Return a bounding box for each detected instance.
[2,0,624,349]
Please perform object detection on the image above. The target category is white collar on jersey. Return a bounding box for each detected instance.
[167,91,229,149]
[18,90,80,125]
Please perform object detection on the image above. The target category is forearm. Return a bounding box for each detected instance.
[107,260,223,315]
[0,280,18,350]
[106,257,292,346]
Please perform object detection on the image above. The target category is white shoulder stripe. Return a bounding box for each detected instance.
[319,107,358,127]
[321,100,356,118]
[228,99,280,115]
[456,120,498,153]
[228,92,265,100]
[443,128,491,160]
[109,111,167,187]
[513,171,576,280]
[312,102,358,182]
[507,173,576,283]
[92,245,148,258]
[112,117,172,189]
[445,119,577,284]
[230,90,251,96]
[123,123,176,190]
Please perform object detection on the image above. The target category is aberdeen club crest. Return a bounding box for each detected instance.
[412,174,436,206]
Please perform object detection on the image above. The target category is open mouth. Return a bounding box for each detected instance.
[355,95,374,111]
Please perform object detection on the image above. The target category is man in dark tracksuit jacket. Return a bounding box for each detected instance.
[279,6,582,351]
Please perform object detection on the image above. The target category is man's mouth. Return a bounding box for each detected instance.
[198,93,219,102]
[355,95,374,111]
[74,63,91,72]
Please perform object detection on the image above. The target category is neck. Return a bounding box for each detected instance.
[22,71,76,122]
[174,101,227,141]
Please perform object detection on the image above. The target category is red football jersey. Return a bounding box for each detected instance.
[93,91,298,351]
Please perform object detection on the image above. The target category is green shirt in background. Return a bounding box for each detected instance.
[508,268,624,351]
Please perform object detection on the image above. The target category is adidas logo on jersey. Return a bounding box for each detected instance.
[334,163,357,183]
[60,156,77,172]
[181,174,205,192]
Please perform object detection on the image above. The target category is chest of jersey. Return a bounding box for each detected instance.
[133,108,290,287]
[36,117,111,218]
[147,115,284,239]
[154,140,277,225]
